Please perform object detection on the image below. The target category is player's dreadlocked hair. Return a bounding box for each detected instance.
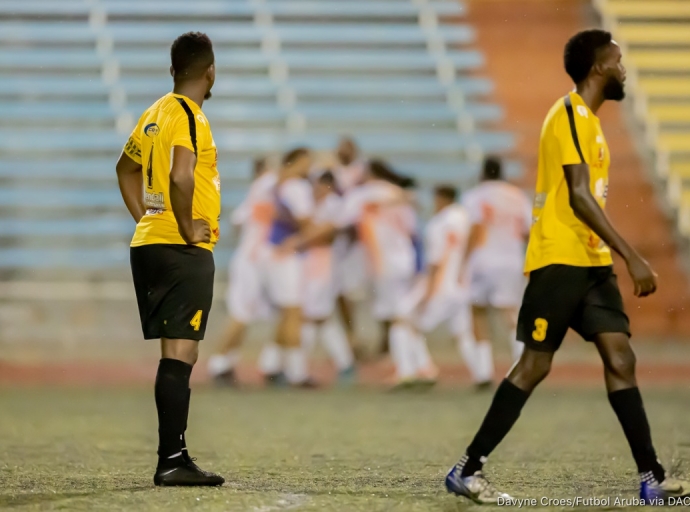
[171,32,214,81]
[318,170,336,186]
[482,156,503,181]
[434,185,457,202]
[564,29,612,84]
[282,147,310,166]
[369,159,416,189]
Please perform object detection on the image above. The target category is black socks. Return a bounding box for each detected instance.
[608,387,666,483]
[181,388,191,461]
[461,379,530,477]
[154,358,193,466]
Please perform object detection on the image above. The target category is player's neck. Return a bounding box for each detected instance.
[575,83,604,115]
[172,83,206,108]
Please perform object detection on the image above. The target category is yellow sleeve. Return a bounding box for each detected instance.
[122,116,143,164]
[554,107,588,166]
[169,104,198,156]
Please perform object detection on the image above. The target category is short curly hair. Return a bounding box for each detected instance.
[170,32,214,80]
[564,29,612,83]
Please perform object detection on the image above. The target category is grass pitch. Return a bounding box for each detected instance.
[0,385,688,511]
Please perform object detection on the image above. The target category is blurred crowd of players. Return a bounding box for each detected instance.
[206,136,533,390]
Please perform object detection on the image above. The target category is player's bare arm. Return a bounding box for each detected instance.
[564,162,656,297]
[169,145,210,244]
[116,152,146,223]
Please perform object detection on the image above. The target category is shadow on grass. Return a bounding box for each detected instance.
[0,484,151,508]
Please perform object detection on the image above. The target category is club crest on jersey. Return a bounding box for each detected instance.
[144,123,159,137]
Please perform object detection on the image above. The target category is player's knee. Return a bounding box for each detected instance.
[510,349,552,390]
[606,345,636,381]
[162,338,199,366]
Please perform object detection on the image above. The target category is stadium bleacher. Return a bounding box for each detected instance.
[595,0,690,238]
[0,0,517,279]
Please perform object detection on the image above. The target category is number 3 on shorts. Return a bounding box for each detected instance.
[532,318,548,342]
[190,310,203,331]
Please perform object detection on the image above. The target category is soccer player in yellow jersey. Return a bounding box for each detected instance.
[445,30,690,504]
[115,32,224,487]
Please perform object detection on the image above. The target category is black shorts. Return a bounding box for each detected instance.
[517,264,630,352]
[130,244,215,341]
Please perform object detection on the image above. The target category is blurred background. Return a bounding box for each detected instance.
[0,0,689,381]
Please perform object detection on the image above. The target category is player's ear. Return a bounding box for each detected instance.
[207,63,216,81]
[591,60,606,79]
[169,65,175,79]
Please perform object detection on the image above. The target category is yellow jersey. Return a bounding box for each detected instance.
[524,91,612,273]
[123,92,220,251]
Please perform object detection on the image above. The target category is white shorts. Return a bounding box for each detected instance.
[470,265,526,309]
[267,249,304,308]
[335,241,369,299]
[226,250,272,323]
[398,279,468,334]
[373,275,414,321]
[302,247,337,320]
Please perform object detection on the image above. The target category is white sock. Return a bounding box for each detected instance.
[509,329,524,361]
[320,319,354,371]
[475,340,495,383]
[207,350,240,377]
[258,343,282,376]
[410,331,433,372]
[284,347,309,384]
[301,322,318,354]
[457,331,481,382]
[390,323,417,380]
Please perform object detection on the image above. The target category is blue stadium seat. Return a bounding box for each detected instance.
[0,187,246,209]
[0,130,515,154]
[0,0,518,273]
[117,77,493,98]
[95,24,475,45]
[0,158,255,179]
[0,2,90,15]
[0,78,110,96]
[96,1,464,17]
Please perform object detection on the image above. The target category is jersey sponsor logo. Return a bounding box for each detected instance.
[576,105,588,118]
[144,123,160,137]
[596,135,603,143]
[144,191,165,209]
[594,178,608,201]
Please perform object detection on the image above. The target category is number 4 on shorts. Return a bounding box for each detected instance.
[190,310,203,331]
[532,318,548,342]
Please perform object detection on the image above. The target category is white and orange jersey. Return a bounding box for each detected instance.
[338,180,416,279]
[462,180,532,271]
[232,170,277,260]
[304,192,342,290]
[333,160,367,194]
[425,204,472,295]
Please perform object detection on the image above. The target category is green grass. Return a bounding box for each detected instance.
[0,386,688,511]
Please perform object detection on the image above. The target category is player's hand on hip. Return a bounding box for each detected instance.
[626,253,657,297]
[186,219,211,245]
